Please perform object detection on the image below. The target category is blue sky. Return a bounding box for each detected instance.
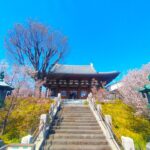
[0,0,150,80]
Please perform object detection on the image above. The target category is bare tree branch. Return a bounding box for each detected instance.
[5,20,68,97]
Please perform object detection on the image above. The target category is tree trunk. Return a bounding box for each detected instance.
[34,81,41,98]
[0,104,12,135]
[0,89,19,135]
[45,88,48,98]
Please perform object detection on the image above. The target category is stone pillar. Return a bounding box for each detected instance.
[39,114,47,139]
[146,142,150,150]
[97,104,102,112]
[88,92,93,99]
[58,93,61,100]
[105,115,112,126]
[48,89,51,98]
[45,88,48,98]
[21,135,33,144]
[121,136,135,150]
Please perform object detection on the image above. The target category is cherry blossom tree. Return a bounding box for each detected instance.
[91,81,108,101]
[0,60,34,97]
[0,61,34,135]
[9,65,34,97]
[119,63,150,113]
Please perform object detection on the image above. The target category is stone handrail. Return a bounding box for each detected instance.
[87,93,121,150]
[0,94,62,150]
[31,94,61,150]
[87,93,138,150]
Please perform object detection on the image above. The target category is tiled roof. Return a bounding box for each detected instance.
[51,64,97,74]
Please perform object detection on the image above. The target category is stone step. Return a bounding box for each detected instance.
[53,118,97,123]
[52,125,100,130]
[61,118,96,122]
[63,108,90,110]
[62,107,89,109]
[62,109,91,112]
[61,116,95,119]
[50,129,103,134]
[43,144,111,150]
[61,113,93,117]
[45,139,108,145]
[55,122,99,126]
[62,111,92,114]
[62,114,93,117]
[59,120,97,123]
[62,107,91,111]
[49,133,105,139]
[42,106,112,150]
[62,111,92,113]
[63,107,90,109]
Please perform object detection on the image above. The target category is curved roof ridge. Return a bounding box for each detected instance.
[50,64,120,76]
[57,63,93,67]
[51,63,97,74]
[98,71,120,74]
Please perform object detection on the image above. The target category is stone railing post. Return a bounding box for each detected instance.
[87,93,92,103]
[105,115,112,127]
[57,93,61,105]
[39,114,47,139]
[88,92,93,99]
[97,104,102,113]
[49,103,54,118]
[21,135,33,144]
[58,93,61,100]
[87,93,93,101]
[146,142,150,150]
[121,136,135,150]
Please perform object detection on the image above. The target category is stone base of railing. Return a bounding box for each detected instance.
[121,136,135,150]
[87,93,120,150]
[147,142,150,150]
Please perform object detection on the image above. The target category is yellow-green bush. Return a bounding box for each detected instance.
[98,100,150,150]
[83,100,89,105]
[0,97,53,144]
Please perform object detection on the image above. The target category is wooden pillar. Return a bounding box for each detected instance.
[66,80,69,99]
[77,87,80,99]
[78,80,81,99]
[45,87,48,98]
[48,88,51,97]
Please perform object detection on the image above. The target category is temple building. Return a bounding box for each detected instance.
[44,64,120,99]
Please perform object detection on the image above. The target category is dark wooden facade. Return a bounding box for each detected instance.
[44,69,120,99]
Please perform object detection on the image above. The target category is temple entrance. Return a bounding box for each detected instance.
[45,64,119,99]
[69,90,77,99]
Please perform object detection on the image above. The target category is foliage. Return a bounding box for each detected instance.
[91,82,108,101]
[83,100,89,105]
[0,60,35,97]
[0,97,53,144]
[119,63,150,112]
[98,100,150,150]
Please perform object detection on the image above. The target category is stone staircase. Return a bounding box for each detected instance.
[42,106,112,150]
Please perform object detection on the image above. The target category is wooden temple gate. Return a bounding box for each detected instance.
[44,64,120,99]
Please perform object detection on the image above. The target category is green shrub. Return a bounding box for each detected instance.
[83,101,89,105]
[99,100,150,150]
[0,97,53,144]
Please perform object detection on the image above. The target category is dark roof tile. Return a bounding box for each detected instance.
[51,64,96,74]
